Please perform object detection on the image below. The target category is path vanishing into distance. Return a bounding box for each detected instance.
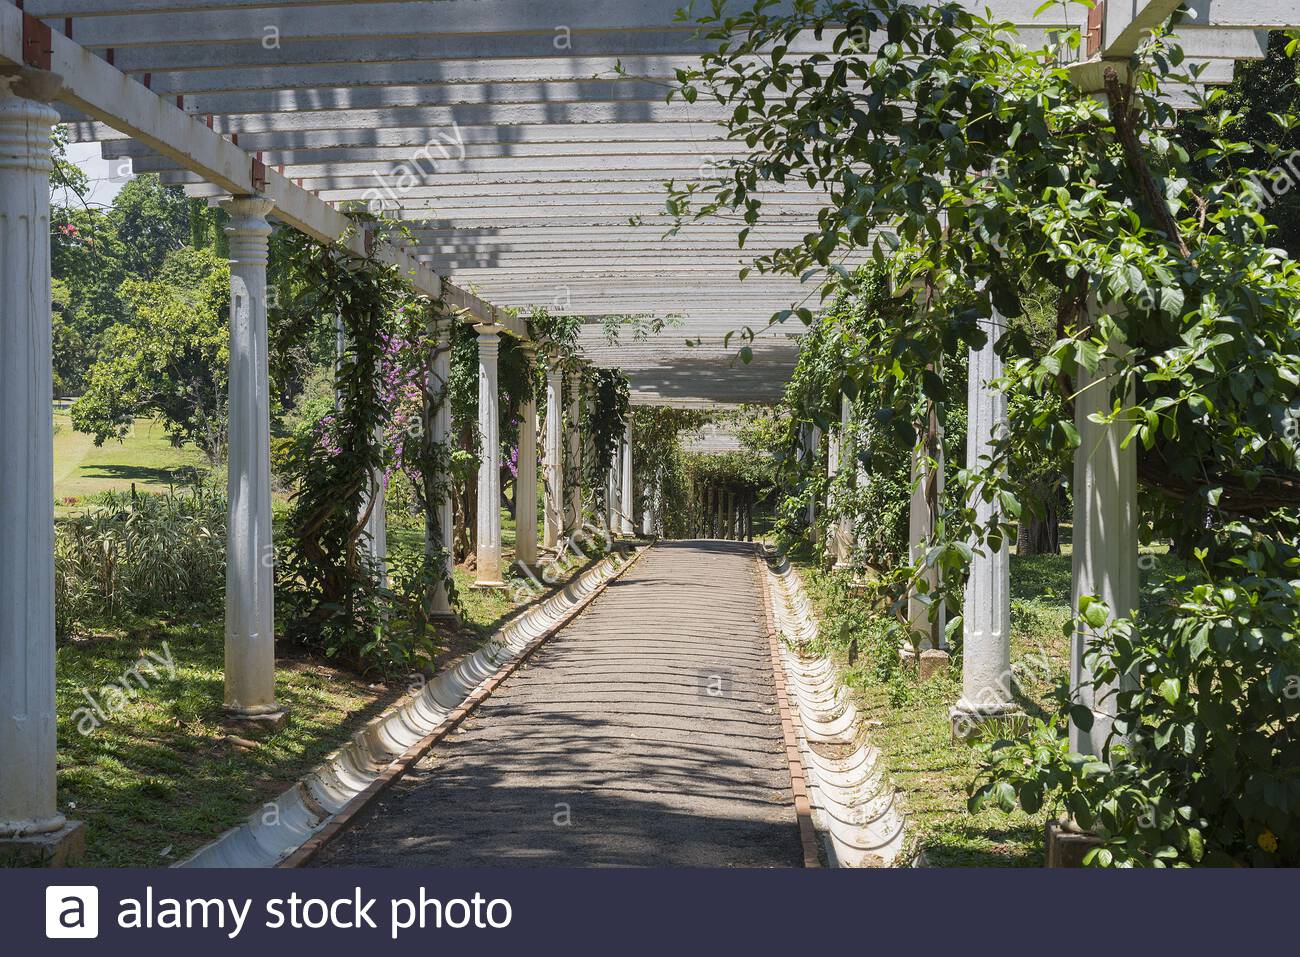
[317,542,806,868]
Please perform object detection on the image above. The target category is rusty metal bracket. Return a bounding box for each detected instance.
[1086,0,1105,58]
[22,13,53,71]
[251,153,268,192]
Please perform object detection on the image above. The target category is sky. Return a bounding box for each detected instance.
[57,142,132,209]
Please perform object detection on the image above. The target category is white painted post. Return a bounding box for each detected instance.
[474,325,505,587]
[826,411,841,560]
[429,316,455,618]
[908,398,947,653]
[362,453,387,588]
[565,372,582,534]
[952,311,1016,736]
[642,465,660,536]
[221,195,286,726]
[0,78,83,856]
[808,424,822,544]
[515,348,539,568]
[619,426,634,535]
[1070,342,1138,756]
[605,453,618,533]
[833,394,854,567]
[543,366,564,550]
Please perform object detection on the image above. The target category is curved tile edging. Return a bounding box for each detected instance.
[763,551,908,867]
[179,551,633,868]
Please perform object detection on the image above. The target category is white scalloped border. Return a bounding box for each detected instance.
[764,552,908,867]
[179,551,631,868]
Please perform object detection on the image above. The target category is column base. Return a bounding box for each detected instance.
[0,821,85,867]
[949,702,1024,742]
[471,580,507,590]
[1045,820,1104,867]
[900,646,950,679]
[222,705,288,731]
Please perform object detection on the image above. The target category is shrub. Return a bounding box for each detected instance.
[55,485,226,639]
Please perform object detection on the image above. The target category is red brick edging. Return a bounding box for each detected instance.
[278,545,651,868]
[755,548,823,869]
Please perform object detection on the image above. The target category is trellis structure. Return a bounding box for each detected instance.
[0,0,1295,860]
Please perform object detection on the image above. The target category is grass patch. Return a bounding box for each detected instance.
[54,412,207,513]
[795,553,1064,866]
[55,508,590,868]
[792,536,1185,866]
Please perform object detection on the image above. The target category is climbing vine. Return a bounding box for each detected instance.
[273,224,457,676]
[672,1,1300,865]
[581,368,631,521]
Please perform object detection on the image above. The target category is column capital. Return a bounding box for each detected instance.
[0,69,63,105]
[0,78,59,175]
[474,322,502,340]
[221,195,275,231]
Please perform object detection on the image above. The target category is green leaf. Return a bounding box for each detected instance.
[1069,704,1094,732]
[1158,678,1181,706]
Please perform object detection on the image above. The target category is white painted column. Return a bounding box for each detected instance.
[221,195,285,724]
[808,424,822,543]
[826,411,841,560]
[565,372,582,533]
[619,426,635,535]
[543,366,564,550]
[475,325,505,587]
[515,349,539,568]
[0,80,75,844]
[429,317,455,618]
[363,455,387,587]
[1070,342,1138,756]
[953,312,1016,735]
[642,465,660,536]
[605,454,618,532]
[908,399,947,652]
[832,395,854,567]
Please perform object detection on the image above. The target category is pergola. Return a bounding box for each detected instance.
[0,0,1294,859]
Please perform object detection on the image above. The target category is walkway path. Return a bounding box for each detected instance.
[317,541,804,867]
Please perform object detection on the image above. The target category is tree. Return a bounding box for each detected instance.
[107,175,192,278]
[70,247,231,462]
[51,279,87,398]
[672,2,1300,865]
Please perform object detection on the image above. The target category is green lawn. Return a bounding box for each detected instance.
[794,549,1068,866]
[53,501,588,867]
[793,533,1183,866]
[54,412,207,510]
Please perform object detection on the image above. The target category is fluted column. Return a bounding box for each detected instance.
[543,366,564,549]
[642,465,661,536]
[0,78,83,854]
[1070,336,1138,756]
[835,395,855,567]
[952,312,1016,737]
[808,424,822,543]
[363,455,387,587]
[428,316,455,617]
[566,373,582,532]
[619,426,635,535]
[475,325,505,587]
[908,396,946,653]
[605,455,618,532]
[221,195,285,725]
[515,347,539,568]
[825,412,841,560]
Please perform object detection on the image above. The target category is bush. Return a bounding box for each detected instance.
[55,485,226,639]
